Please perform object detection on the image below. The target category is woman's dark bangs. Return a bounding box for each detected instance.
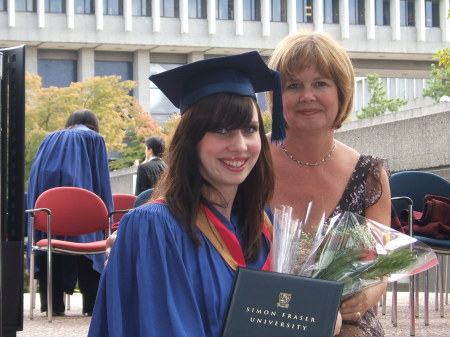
[191,94,256,134]
[211,94,255,130]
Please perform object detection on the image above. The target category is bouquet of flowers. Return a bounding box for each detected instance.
[272,204,438,299]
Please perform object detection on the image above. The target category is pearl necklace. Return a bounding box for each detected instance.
[280,141,336,166]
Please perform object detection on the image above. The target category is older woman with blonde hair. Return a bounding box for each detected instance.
[267,32,391,337]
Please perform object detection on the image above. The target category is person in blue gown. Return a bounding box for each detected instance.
[27,109,113,315]
[88,51,285,337]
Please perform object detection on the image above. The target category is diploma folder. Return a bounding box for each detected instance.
[220,268,343,337]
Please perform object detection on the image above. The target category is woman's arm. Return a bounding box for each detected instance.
[365,167,391,228]
[340,166,391,321]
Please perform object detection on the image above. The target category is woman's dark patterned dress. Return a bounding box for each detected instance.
[328,154,389,337]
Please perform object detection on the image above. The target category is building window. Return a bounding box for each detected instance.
[256,92,268,112]
[132,0,151,16]
[271,0,286,22]
[425,0,439,27]
[75,0,94,14]
[38,60,77,88]
[0,0,5,11]
[104,0,123,15]
[324,0,339,23]
[297,0,312,23]
[45,0,65,12]
[95,61,133,80]
[349,0,364,25]
[150,63,182,124]
[400,0,414,26]
[244,0,260,21]
[189,0,206,18]
[161,0,179,17]
[217,0,233,19]
[16,0,36,12]
[95,60,133,94]
[375,0,389,25]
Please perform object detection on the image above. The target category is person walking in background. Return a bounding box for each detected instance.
[134,136,167,195]
[27,109,113,316]
[267,31,391,337]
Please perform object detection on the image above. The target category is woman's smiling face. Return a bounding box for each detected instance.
[282,64,340,133]
[197,103,261,195]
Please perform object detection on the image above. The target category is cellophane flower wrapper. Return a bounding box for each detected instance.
[272,206,438,300]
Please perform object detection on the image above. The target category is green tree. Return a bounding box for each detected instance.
[422,64,450,103]
[358,73,407,119]
[423,10,450,102]
[433,10,450,68]
[25,74,162,180]
[435,48,450,68]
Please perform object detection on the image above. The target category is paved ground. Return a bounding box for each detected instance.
[18,293,90,337]
[17,291,450,337]
[377,290,450,337]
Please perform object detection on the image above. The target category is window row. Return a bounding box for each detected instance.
[353,77,429,118]
[38,58,430,125]
[1,0,443,26]
[38,59,133,87]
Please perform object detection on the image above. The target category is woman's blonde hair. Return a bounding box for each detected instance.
[267,32,355,129]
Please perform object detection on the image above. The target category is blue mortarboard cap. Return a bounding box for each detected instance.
[149,51,286,143]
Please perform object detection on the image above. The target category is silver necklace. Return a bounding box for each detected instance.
[280,141,336,166]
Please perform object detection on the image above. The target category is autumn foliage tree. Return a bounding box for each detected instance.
[110,106,165,171]
[25,74,164,180]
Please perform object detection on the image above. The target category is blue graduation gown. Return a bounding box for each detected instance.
[88,202,270,337]
[27,125,113,290]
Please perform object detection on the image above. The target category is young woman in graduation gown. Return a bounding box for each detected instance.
[88,52,285,337]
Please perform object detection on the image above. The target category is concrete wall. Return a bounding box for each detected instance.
[110,166,137,195]
[335,102,450,180]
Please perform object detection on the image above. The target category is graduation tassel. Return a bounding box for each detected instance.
[270,70,286,144]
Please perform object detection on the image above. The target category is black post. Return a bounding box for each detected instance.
[0,46,26,337]
[0,49,3,337]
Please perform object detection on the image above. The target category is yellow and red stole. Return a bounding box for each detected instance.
[196,203,272,271]
[153,199,272,270]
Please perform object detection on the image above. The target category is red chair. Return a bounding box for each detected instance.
[26,187,110,322]
[110,193,137,232]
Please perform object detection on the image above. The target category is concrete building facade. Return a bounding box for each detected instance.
[1,0,449,123]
